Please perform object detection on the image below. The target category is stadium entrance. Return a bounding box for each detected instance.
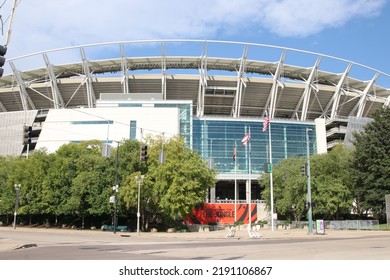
[208,180,263,203]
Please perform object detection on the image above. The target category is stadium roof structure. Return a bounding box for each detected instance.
[1,40,389,126]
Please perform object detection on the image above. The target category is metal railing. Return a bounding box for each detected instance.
[206,199,266,204]
[291,220,380,230]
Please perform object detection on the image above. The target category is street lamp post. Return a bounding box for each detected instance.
[113,141,119,234]
[135,175,144,235]
[112,184,118,234]
[159,132,165,164]
[13,184,21,230]
[306,128,313,235]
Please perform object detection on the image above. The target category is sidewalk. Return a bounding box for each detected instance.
[138,226,390,240]
[1,226,389,252]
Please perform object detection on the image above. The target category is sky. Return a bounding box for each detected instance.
[0,0,389,83]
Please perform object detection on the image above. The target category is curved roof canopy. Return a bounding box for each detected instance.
[0,40,389,121]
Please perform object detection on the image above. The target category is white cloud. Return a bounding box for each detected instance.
[0,0,386,58]
[261,0,386,37]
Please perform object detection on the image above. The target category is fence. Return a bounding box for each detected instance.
[291,220,380,230]
[328,220,379,230]
[386,194,390,227]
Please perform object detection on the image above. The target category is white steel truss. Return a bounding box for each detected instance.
[120,43,129,94]
[385,95,390,107]
[264,51,286,119]
[197,43,208,117]
[321,64,352,120]
[0,101,6,112]
[292,57,321,121]
[232,45,249,118]
[351,73,379,118]
[43,53,64,109]
[9,61,36,111]
[161,42,167,100]
[80,48,95,108]
[0,40,388,118]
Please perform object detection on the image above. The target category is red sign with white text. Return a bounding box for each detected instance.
[187,203,257,224]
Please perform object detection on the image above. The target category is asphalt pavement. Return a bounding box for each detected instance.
[1,225,389,253]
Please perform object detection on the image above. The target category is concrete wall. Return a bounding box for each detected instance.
[315,118,327,154]
[36,107,180,153]
[0,110,38,156]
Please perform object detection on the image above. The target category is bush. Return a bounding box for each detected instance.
[256,220,268,228]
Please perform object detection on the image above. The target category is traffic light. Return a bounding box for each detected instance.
[23,126,32,145]
[306,201,317,209]
[263,162,272,173]
[301,164,307,176]
[140,145,148,161]
[0,45,7,77]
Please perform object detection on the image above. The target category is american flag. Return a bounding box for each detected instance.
[263,115,270,132]
[241,132,251,146]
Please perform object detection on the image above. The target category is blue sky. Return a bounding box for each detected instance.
[1,0,389,80]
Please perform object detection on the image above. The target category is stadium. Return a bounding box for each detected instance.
[1,40,389,223]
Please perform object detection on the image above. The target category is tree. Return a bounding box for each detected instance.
[2,155,31,224]
[260,144,354,221]
[41,140,112,227]
[310,144,353,220]
[42,143,79,224]
[105,139,144,227]
[0,139,143,227]
[121,135,216,230]
[0,156,17,223]
[350,107,390,217]
[260,156,307,222]
[60,141,112,228]
[18,149,53,224]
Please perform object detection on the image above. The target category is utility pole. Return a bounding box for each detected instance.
[306,128,313,235]
[13,183,21,229]
[0,0,18,77]
[4,0,18,47]
[135,175,144,235]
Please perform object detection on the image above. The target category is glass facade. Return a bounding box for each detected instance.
[193,118,316,175]
[130,120,137,139]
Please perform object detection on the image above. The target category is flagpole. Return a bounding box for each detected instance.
[248,126,252,233]
[241,128,252,234]
[234,140,237,222]
[268,122,275,231]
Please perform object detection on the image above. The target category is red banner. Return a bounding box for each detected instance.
[187,203,257,224]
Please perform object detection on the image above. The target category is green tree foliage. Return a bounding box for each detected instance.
[0,156,18,218]
[19,150,53,223]
[109,139,144,220]
[0,152,54,224]
[121,135,216,230]
[310,144,353,219]
[0,141,121,226]
[260,144,353,221]
[50,141,113,227]
[261,157,307,222]
[350,107,390,216]
[115,139,145,180]
[1,136,215,229]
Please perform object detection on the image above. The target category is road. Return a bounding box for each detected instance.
[1,226,390,260]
